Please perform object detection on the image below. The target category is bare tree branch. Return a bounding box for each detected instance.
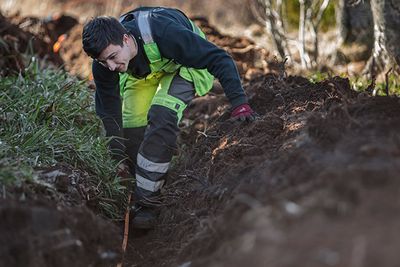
[311,0,331,65]
[261,0,291,59]
[298,0,310,68]
[250,0,332,70]
[315,0,330,27]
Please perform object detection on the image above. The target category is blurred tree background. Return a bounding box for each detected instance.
[248,0,399,79]
[2,0,398,78]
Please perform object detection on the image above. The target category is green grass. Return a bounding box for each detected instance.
[0,60,127,219]
[308,71,332,83]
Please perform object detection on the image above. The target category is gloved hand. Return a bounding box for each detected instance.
[117,162,131,179]
[231,103,258,121]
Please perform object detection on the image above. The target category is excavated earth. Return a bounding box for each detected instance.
[126,19,400,267]
[0,12,78,76]
[127,74,400,267]
[2,12,400,267]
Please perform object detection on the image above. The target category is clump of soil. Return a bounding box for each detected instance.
[0,200,121,267]
[0,12,67,75]
[1,163,123,267]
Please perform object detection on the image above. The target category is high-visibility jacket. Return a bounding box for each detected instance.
[120,8,214,97]
[118,8,215,127]
[93,6,248,160]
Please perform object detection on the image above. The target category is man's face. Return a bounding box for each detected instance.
[96,34,135,72]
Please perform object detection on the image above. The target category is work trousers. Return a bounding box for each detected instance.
[121,72,194,205]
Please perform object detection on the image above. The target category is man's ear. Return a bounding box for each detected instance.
[123,34,130,44]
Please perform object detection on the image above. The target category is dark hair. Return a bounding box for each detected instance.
[82,16,128,58]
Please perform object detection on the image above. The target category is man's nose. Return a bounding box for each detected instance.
[107,60,116,71]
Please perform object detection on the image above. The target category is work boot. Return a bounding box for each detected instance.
[130,204,158,229]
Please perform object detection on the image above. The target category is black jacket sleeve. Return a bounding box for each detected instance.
[92,61,125,162]
[152,16,248,108]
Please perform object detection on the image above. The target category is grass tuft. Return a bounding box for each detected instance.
[0,60,127,219]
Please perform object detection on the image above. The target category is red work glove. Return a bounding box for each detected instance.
[231,103,258,121]
[117,162,131,179]
[117,162,134,189]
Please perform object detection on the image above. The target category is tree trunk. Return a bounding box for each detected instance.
[336,0,374,45]
[335,0,373,61]
[364,0,400,76]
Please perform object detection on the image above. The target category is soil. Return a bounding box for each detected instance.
[0,200,121,267]
[0,12,75,75]
[0,163,123,267]
[125,75,400,266]
[2,11,400,267]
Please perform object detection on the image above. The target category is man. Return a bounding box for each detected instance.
[82,6,257,229]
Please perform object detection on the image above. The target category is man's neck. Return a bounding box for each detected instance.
[129,35,138,60]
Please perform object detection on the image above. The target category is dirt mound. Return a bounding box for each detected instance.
[0,12,67,76]
[0,200,121,267]
[57,23,93,78]
[14,14,271,80]
[125,73,400,267]
[10,13,91,78]
[1,162,125,267]
[188,96,400,267]
[10,13,78,44]
[193,17,269,80]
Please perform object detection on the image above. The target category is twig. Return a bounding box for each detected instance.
[196,130,220,139]
[116,193,132,267]
[231,45,256,53]
[51,239,83,250]
[122,194,131,251]
[348,0,363,7]
[385,68,393,96]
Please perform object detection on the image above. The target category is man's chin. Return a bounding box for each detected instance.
[118,66,128,73]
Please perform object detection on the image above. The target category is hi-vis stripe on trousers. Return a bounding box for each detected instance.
[137,153,169,173]
[130,74,195,202]
[136,173,165,192]
[136,154,168,192]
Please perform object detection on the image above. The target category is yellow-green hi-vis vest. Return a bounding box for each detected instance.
[119,10,214,102]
